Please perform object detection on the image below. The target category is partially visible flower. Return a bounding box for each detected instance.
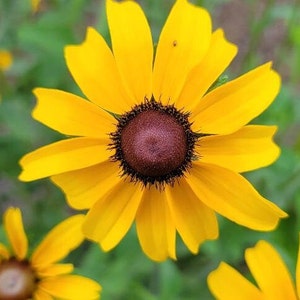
[0,207,101,300]
[0,50,12,71]
[31,0,41,13]
[207,238,300,299]
[0,49,13,101]
[19,0,287,262]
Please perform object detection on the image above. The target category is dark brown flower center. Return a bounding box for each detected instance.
[121,110,187,177]
[110,99,197,187]
[0,259,36,300]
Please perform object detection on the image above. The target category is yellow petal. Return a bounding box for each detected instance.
[31,0,41,13]
[0,50,13,71]
[191,62,281,134]
[246,240,297,299]
[297,234,300,298]
[207,262,264,300]
[19,137,110,181]
[198,125,280,173]
[153,0,211,104]
[39,275,101,300]
[51,161,120,210]
[32,88,115,138]
[106,0,153,102]
[31,214,85,268]
[0,243,10,260]
[34,287,54,300]
[36,264,74,278]
[136,186,176,261]
[4,207,28,260]
[83,179,143,251]
[187,162,287,231]
[166,179,218,254]
[176,29,237,111]
[65,27,132,114]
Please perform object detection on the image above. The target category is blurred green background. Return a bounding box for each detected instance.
[0,0,300,299]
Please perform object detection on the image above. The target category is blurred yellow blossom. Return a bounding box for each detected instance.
[0,207,101,300]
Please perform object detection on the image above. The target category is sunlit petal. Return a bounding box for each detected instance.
[19,137,110,181]
[187,162,287,230]
[166,179,218,254]
[34,288,54,300]
[31,215,85,268]
[207,262,263,300]
[191,62,281,134]
[33,88,115,138]
[246,240,298,299]
[65,27,132,113]
[36,264,74,278]
[39,275,101,300]
[107,0,153,102]
[153,0,211,104]
[136,187,176,261]
[0,243,10,260]
[197,125,280,173]
[83,179,143,251]
[4,207,28,260]
[51,161,120,210]
[177,29,237,111]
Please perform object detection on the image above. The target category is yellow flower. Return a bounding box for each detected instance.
[0,50,13,71]
[0,207,101,300]
[31,0,41,13]
[19,0,287,261]
[208,238,300,299]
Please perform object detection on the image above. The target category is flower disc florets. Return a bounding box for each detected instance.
[110,98,197,188]
[0,258,36,300]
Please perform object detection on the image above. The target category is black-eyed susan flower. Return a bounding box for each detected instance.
[30,0,41,13]
[0,207,101,299]
[0,49,13,101]
[0,50,12,71]
[19,0,287,261]
[208,238,300,299]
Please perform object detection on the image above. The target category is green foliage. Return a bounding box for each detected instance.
[0,0,299,299]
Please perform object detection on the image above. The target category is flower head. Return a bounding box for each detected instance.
[19,0,287,261]
[0,50,12,71]
[31,0,41,13]
[208,238,300,299]
[0,207,101,300]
